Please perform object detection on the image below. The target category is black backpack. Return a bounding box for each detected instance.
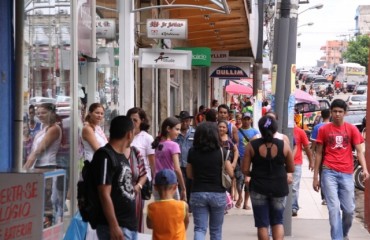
[77,145,119,229]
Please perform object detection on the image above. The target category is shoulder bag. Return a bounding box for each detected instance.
[221,147,232,189]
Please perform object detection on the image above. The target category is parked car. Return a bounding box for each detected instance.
[344,110,366,133]
[29,97,56,107]
[345,81,357,92]
[345,95,367,110]
[313,82,329,93]
[304,74,321,85]
[353,85,367,95]
[55,95,71,108]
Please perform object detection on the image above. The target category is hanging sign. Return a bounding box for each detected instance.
[96,19,116,40]
[210,65,249,79]
[139,49,192,70]
[175,47,211,67]
[147,19,188,39]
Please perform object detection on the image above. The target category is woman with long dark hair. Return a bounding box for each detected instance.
[187,122,234,240]
[23,103,62,169]
[242,116,294,240]
[127,107,155,233]
[152,117,186,201]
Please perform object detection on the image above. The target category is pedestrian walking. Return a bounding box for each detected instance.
[152,117,187,201]
[292,123,313,217]
[236,112,259,210]
[242,116,294,240]
[127,107,155,233]
[174,110,196,203]
[147,169,189,240]
[310,109,331,205]
[186,122,234,240]
[82,103,108,239]
[313,99,369,240]
[91,116,147,240]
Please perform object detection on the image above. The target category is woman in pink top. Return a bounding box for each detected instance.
[152,117,186,201]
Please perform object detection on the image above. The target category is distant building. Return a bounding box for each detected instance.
[320,40,348,69]
[355,5,370,36]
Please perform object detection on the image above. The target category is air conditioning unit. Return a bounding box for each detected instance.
[35,10,42,15]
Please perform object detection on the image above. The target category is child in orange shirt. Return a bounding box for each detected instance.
[147,169,189,240]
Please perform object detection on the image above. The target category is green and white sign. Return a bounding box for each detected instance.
[175,47,211,67]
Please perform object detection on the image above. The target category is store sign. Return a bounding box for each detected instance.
[147,19,188,39]
[210,65,249,79]
[77,0,93,56]
[96,19,116,40]
[175,47,211,67]
[211,51,229,62]
[139,49,192,70]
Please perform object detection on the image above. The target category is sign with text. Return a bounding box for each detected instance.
[139,48,192,70]
[175,47,211,67]
[210,63,250,79]
[0,173,43,240]
[147,19,188,39]
[211,51,229,62]
[96,19,116,40]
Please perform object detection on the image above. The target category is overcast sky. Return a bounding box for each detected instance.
[295,0,370,68]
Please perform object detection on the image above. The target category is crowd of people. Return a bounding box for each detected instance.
[22,96,370,240]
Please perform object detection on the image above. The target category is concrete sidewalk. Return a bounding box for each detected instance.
[142,160,370,239]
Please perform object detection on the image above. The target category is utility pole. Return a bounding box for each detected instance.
[272,0,299,236]
[365,40,370,232]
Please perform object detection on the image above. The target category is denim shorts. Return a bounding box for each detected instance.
[234,164,249,192]
[250,191,286,228]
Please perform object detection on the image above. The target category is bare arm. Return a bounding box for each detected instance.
[82,125,102,151]
[173,153,186,200]
[232,125,239,144]
[231,144,239,168]
[303,144,314,171]
[97,185,124,240]
[184,202,189,229]
[354,144,369,181]
[186,164,193,180]
[241,143,253,176]
[147,154,155,180]
[313,144,323,192]
[24,125,61,169]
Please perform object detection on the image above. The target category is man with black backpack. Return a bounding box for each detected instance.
[88,115,147,239]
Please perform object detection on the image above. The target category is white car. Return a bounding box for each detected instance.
[346,95,367,110]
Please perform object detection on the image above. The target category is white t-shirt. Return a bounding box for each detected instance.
[131,131,155,181]
[82,125,108,162]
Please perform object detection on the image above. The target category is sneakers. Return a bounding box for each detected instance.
[321,200,327,205]
[292,209,298,217]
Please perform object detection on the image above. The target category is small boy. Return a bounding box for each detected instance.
[147,169,189,240]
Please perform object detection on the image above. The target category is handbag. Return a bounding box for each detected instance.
[221,147,232,189]
[141,179,153,200]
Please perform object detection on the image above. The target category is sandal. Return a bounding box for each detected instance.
[235,199,243,208]
[243,205,251,210]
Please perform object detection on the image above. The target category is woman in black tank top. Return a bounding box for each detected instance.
[241,116,295,240]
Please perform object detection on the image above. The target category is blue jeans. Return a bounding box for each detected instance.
[321,168,355,240]
[292,164,302,211]
[96,224,138,240]
[190,192,226,240]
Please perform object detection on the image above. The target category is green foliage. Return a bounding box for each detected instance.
[341,35,370,73]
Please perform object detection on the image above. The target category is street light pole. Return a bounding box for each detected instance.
[272,0,299,235]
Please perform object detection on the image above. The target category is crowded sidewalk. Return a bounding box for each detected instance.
[141,158,370,239]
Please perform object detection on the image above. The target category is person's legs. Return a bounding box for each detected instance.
[292,164,302,215]
[208,192,227,240]
[338,172,355,238]
[190,192,209,240]
[250,191,271,239]
[270,196,286,240]
[235,167,244,208]
[271,225,284,240]
[257,227,270,240]
[321,169,343,240]
[122,227,138,240]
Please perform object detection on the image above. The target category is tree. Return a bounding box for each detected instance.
[341,35,369,73]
